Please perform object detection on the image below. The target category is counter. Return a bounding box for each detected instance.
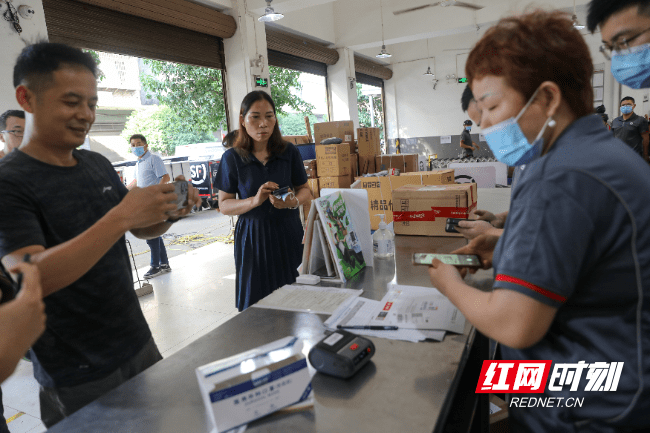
[46,234,491,433]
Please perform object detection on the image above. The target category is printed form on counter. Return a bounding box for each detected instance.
[372,284,466,334]
[324,296,446,342]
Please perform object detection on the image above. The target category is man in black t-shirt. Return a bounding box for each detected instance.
[612,96,650,161]
[460,119,479,158]
[0,43,200,428]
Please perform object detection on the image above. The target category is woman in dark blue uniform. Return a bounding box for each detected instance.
[216,91,312,311]
[428,11,650,432]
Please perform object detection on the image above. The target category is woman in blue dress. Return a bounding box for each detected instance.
[216,91,312,311]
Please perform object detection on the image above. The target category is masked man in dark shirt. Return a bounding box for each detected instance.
[612,96,650,160]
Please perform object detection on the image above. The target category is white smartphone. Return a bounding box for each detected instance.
[412,253,482,267]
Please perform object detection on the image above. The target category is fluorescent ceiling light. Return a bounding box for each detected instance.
[377,45,392,58]
[572,14,585,30]
[259,0,283,22]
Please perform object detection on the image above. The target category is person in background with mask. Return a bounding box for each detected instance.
[0,110,24,159]
[429,11,650,431]
[611,97,649,160]
[128,134,171,279]
[459,119,479,158]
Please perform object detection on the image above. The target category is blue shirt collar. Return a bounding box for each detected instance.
[544,114,604,156]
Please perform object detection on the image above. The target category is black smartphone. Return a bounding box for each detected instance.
[272,186,291,199]
[412,253,482,267]
[445,218,473,233]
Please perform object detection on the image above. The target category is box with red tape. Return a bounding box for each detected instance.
[392,183,477,237]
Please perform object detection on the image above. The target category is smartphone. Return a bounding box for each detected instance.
[170,180,189,210]
[412,253,482,267]
[445,218,473,233]
[272,186,291,198]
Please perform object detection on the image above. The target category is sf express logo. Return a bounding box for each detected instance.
[476,360,624,393]
[190,163,207,185]
[410,213,426,219]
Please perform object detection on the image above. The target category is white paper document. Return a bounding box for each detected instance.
[324,296,446,342]
[252,285,362,315]
[373,284,466,334]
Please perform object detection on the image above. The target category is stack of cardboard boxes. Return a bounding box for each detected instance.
[357,127,381,175]
[352,169,460,230]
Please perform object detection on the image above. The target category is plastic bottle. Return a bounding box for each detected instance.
[373,214,395,259]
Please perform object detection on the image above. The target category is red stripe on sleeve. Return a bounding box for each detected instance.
[495,274,567,303]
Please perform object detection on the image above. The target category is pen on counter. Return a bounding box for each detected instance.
[15,253,31,292]
[337,325,398,331]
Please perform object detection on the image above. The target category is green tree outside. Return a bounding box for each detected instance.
[121,105,214,155]
[137,61,314,154]
[357,83,384,139]
[276,112,326,137]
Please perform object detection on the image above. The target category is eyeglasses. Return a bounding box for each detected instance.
[600,26,650,60]
[1,129,23,138]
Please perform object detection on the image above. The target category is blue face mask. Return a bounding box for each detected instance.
[621,105,634,115]
[611,43,650,89]
[132,146,145,157]
[465,126,472,131]
[481,88,553,166]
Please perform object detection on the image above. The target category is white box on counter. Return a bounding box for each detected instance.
[195,336,312,433]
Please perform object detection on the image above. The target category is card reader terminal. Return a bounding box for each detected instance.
[308,330,375,379]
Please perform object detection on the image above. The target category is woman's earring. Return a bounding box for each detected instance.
[548,118,557,128]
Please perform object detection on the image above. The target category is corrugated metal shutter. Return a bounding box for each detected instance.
[354,55,393,81]
[266,27,338,66]
[356,72,384,88]
[43,0,226,70]
[73,0,236,39]
[267,50,327,76]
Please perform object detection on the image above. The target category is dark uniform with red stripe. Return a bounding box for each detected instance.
[492,115,650,432]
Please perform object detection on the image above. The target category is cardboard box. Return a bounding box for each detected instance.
[303,159,317,179]
[399,169,455,184]
[308,178,320,199]
[195,337,311,433]
[352,170,456,230]
[358,155,376,175]
[285,135,309,145]
[314,121,354,145]
[319,175,352,189]
[348,141,357,155]
[349,153,358,184]
[316,143,351,177]
[392,183,477,237]
[302,200,312,225]
[376,154,419,173]
[357,128,381,156]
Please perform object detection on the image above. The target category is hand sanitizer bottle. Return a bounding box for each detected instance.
[373,214,395,259]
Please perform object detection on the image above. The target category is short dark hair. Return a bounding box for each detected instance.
[129,134,147,144]
[234,91,285,161]
[461,85,474,112]
[587,0,650,33]
[621,96,635,104]
[13,42,98,92]
[467,10,594,119]
[464,119,473,126]
[223,130,237,149]
[595,104,606,113]
[0,110,25,130]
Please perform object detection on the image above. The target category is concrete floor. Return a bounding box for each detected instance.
[0,187,511,432]
[1,240,239,433]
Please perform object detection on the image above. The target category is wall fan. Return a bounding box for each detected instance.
[394,0,483,16]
